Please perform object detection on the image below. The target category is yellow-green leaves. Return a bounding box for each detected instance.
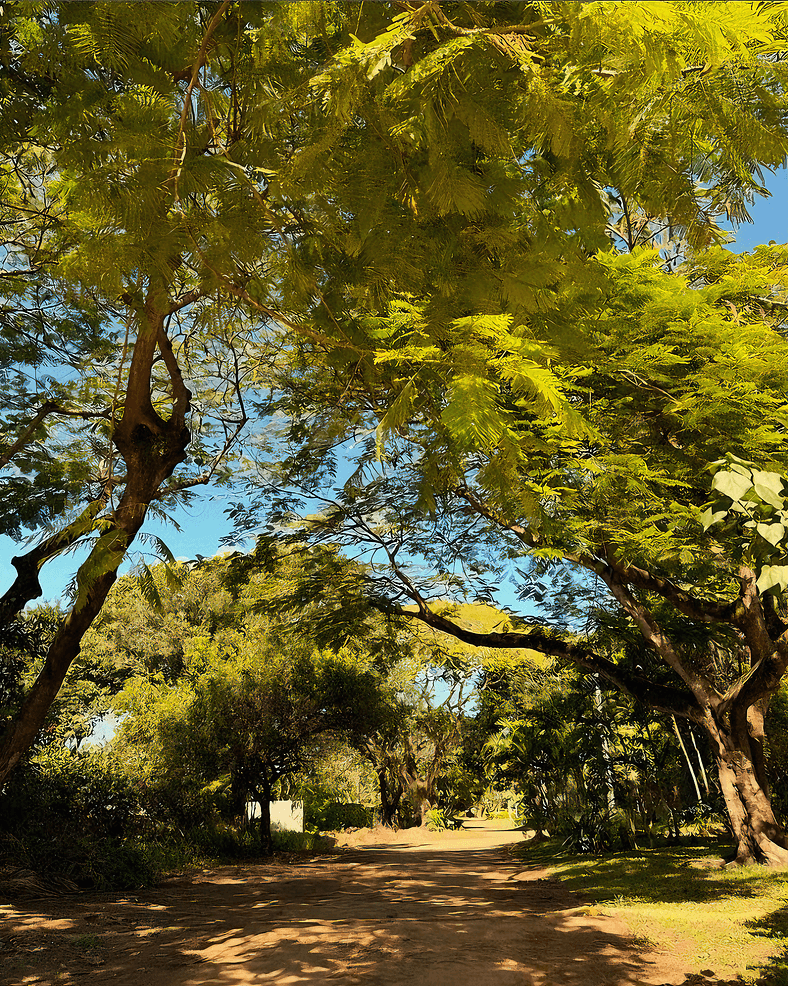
[441,375,506,450]
[703,456,788,595]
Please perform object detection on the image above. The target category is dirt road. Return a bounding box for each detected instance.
[1,822,718,986]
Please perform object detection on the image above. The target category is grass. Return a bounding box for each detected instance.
[271,829,323,852]
[513,836,788,984]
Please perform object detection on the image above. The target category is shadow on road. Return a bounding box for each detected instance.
[0,833,761,986]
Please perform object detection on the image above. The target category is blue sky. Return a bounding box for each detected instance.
[725,168,788,251]
[4,170,788,606]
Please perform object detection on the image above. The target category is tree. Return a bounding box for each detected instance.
[356,601,516,826]
[3,1,788,802]
[117,636,387,852]
[274,238,788,864]
[79,544,404,845]
[480,659,712,850]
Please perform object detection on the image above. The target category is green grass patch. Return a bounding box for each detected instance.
[271,829,322,852]
[514,837,788,984]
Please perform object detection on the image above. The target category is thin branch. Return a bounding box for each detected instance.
[149,410,247,501]
[168,287,207,314]
[170,0,233,204]
[0,268,41,279]
[0,401,57,470]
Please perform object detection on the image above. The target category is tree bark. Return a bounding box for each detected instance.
[377,767,402,827]
[705,708,788,865]
[256,775,273,855]
[0,293,191,784]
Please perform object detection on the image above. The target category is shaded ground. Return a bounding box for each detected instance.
[0,821,743,985]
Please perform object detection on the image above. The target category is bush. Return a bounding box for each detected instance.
[425,808,447,832]
[271,829,320,851]
[0,745,159,889]
[551,806,637,854]
[308,801,373,831]
[679,801,728,837]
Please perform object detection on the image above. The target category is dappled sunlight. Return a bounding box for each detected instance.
[517,838,788,982]
[0,827,704,986]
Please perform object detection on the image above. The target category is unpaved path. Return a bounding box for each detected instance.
[1,822,731,986]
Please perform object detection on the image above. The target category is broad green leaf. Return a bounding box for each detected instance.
[711,470,753,502]
[757,565,788,594]
[756,522,787,547]
[753,470,786,509]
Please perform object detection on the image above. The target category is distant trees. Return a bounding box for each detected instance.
[480,660,717,851]
[116,636,388,852]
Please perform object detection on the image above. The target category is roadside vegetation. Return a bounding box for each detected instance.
[516,836,788,984]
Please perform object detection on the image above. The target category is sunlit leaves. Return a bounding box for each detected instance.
[702,455,788,595]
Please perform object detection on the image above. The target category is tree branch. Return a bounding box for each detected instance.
[596,566,723,710]
[0,401,58,470]
[170,0,233,203]
[603,554,737,624]
[156,322,192,425]
[0,496,109,625]
[376,598,702,720]
[455,484,737,624]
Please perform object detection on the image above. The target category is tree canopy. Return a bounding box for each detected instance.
[3,1,788,865]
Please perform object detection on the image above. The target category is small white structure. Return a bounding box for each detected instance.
[247,799,303,832]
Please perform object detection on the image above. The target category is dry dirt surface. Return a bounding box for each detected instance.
[0,821,740,986]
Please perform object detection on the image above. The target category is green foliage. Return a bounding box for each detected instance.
[481,661,713,851]
[424,807,447,832]
[702,455,788,593]
[4,0,788,864]
[308,801,373,832]
[105,551,396,847]
[0,745,155,890]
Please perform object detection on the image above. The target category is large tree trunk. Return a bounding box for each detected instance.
[705,707,788,866]
[0,291,191,784]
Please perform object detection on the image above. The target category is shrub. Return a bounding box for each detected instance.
[425,808,447,832]
[308,801,373,831]
[0,745,158,889]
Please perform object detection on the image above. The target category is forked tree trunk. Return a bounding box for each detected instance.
[0,290,191,785]
[705,707,788,866]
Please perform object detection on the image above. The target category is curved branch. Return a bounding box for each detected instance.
[377,599,702,720]
[0,495,109,624]
[0,401,58,470]
[455,484,738,624]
